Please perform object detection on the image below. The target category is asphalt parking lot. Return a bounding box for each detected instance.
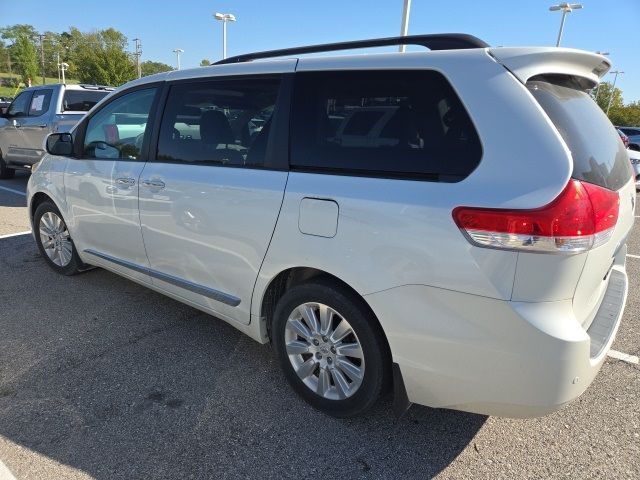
[0,172,639,480]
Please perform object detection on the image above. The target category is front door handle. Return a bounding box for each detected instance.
[142,179,166,189]
[38,124,48,128]
[115,177,136,186]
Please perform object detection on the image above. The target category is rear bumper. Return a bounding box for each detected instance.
[365,266,627,418]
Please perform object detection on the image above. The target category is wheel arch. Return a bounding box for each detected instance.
[30,191,56,221]
[259,267,391,354]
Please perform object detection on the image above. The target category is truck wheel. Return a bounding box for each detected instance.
[0,155,15,179]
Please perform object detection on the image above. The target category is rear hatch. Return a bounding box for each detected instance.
[527,80,635,328]
[489,47,635,327]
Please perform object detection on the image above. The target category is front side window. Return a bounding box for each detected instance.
[7,91,32,117]
[83,88,156,160]
[156,78,281,167]
[28,89,53,116]
[291,70,482,181]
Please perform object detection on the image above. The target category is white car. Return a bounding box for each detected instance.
[627,148,640,189]
[27,34,635,418]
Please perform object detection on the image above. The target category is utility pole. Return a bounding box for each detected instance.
[38,33,46,85]
[173,48,184,70]
[606,70,624,116]
[399,0,412,52]
[57,52,61,83]
[133,38,142,78]
[549,3,583,47]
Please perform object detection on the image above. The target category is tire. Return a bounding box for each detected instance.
[272,279,390,417]
[0,154,15,179]
[33,201,83,275]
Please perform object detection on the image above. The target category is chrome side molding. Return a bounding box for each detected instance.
[83,249,241,307]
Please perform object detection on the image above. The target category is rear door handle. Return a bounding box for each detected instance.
[141,179,166,189]
[38,124,48,128]
[115,177,136,186]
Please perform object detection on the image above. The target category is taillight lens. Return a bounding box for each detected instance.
[452,180,619,254]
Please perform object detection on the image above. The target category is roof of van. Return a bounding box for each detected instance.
[120,34,611,91]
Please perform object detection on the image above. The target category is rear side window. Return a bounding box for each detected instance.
[63,89,110,112]
[528,81,630,191]
[290,70,482,181]
[156,78,281,168]
[28,89,52,116]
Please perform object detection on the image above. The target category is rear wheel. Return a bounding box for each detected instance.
[34,201,82,275]
[0,155,15,179]
[272,280,389,417]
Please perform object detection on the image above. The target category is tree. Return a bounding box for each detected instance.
[12,34,38,84]
[1,24,39,83]
[593,81,623,113]
[140,60,173,76]
[73,28,136,86]
[200,59,211,67]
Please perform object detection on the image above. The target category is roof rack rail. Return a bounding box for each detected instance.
[215,33,489,65]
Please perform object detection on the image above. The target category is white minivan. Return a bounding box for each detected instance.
[27,34,634,418]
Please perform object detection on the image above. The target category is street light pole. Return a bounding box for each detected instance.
[173,48,184,70]
[606,70,624,116]
[214,12,236,60]
[399,0,412,52]
[549,3,583,47]
[593,51,609,102]
[60,62,68,85]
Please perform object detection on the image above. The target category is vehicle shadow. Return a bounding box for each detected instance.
[0,235,486,480]
[0,171,28,207]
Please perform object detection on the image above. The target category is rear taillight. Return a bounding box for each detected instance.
[452,180,619,254]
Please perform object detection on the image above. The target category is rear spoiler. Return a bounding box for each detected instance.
[488,47,611,89]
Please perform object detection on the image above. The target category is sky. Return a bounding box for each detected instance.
[1,0,638,101]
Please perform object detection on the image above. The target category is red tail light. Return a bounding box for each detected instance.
[452,180,619,254]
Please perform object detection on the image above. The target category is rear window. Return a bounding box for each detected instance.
[291,70,482,181]
[63,89,110,112]
[528,81,630,191]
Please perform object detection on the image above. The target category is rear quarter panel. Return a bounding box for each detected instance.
[253,50,574,323]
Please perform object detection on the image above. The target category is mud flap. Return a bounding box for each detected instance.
[392,362,412,418]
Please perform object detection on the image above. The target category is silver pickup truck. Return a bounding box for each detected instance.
[0,83,113,178]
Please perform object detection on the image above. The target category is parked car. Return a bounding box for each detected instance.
[0,83,113,178]
[627,148,640,189]
[27,34,634,418]
[617,128,630,148]
[0,96,13,115]
[617,126,640,151]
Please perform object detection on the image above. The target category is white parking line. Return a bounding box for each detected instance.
[607,349,640,365]
[0,459,17,480]
[627,254,640,259]
[0,231,31,239]
[0,185,26,197]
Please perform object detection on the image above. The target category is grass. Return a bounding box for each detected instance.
[0,72,78,99]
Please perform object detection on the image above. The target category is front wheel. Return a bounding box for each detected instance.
[33,201,83,275]
[0,155,15,179]
[272,280,390,417]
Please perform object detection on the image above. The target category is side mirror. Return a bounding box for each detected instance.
[46,133,74,156]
